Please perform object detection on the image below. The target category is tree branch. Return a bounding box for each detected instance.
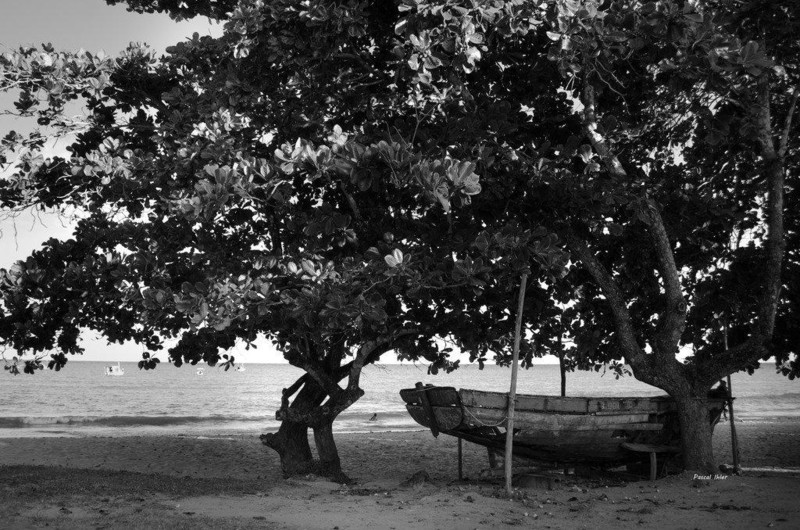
[706,78,787,381]
[581,83,626,178]
[346,328,420,392]
[279,373,311,413]
[562,232,654,381]
[752,78,785,340]
[579,82,685,378]
[777,85,799,160]
[644,198,688,357]
[702,336,767,385]
[295,343,344,399]
[754,78,779,160]
[338,181,361,222]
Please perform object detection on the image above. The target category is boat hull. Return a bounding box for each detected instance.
[400,385,726,465]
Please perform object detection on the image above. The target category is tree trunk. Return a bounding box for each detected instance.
[313,422,348,482]
[261,377,326,477]
[674,395,716,474]
[261,420,314,477]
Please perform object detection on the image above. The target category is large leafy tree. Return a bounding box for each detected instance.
[366,0,797,472]
[0,0,565,480]
[458,0,795,470]
[534,0,799,471]
[1,0,796,477]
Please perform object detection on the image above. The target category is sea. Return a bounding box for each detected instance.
[1,362,798,438]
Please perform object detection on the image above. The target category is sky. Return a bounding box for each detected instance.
[0,1,560,366]
[0,0,222,268]
[0,0,219,53]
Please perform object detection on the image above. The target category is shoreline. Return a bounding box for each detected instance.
[2,412,799,439]
[2,419,799,468]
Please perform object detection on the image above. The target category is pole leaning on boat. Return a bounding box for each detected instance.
[505,273,528,495]
[723,323,741,474]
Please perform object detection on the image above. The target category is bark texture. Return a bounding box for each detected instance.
[260,375,326,477]
[674,395,717,474]
[260,420,315,476]
[313,422,346,482]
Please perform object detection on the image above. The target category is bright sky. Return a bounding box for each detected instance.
[0,0,219,53]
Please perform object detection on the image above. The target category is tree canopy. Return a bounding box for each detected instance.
[1,0,796,476]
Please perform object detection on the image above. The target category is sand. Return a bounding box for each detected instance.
[1,421,799,529]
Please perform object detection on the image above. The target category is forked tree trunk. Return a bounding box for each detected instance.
[263,340,395,480]
[674,395,717,474]
[262,372,363,480]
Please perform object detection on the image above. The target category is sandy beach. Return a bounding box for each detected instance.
[1,421,799,529]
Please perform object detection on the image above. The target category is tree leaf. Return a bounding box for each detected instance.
[578,144,593,163]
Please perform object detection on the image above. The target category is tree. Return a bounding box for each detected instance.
[105,0,239,19]
[2,0,795,477]
[378,0,797,471]
[0,0,565,480]
[536,0,798,471]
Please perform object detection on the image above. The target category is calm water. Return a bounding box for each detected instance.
[1,362,797,438]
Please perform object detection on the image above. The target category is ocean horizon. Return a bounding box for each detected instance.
[1,361,798,438]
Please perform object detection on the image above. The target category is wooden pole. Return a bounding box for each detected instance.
[726,373,740,472]
[458,437,463,480]
[558,333,568,475]
[558,333,566,397]
[505,273,529,495]
[723,324,741,473]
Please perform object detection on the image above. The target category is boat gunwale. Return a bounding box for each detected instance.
[400,387,727,413]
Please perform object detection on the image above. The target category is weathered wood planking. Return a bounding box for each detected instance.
[406,404,665,434]
[406,404,463,431]
[458,389,673,414]
[399,386,461,408]
[458,407,660,431]
[511,428,675,454]
[453,430,646,463]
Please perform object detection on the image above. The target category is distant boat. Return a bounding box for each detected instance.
[105,362,124,376]
[196,367,205,376]
[235,364,245,372]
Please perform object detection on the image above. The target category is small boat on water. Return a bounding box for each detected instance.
[196,367,205,376]
[104,362,124,376]
[235,364,245,372]
[400,383,726,466]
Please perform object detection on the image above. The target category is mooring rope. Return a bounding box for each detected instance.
[462,405,508,428]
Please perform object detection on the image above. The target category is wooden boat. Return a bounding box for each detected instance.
[400,383,727,466]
